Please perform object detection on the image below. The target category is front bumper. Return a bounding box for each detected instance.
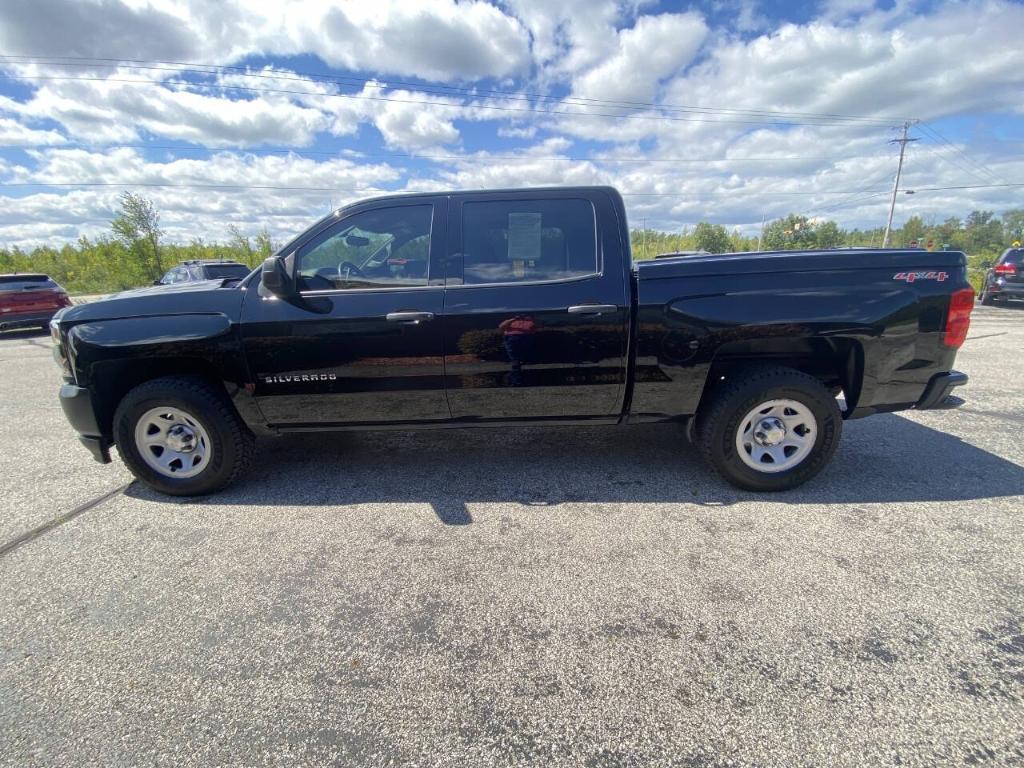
[915,371,968,410]
[59,384,111,464]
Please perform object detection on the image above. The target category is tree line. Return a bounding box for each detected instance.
[1,192,1020,295]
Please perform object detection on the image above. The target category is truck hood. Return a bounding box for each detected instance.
[57,279,246,324]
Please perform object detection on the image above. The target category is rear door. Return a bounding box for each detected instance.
[240,197,451,428]
[441,190,629,422]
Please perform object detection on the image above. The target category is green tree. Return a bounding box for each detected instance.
[111,192,164,278]
[228,225,254,264]
[815,220,842,249]
[963,210,1003,253]
[1002,209,1024,244]
[255,228,275,261]
[763,214,815,250]
[901,215,926,245]
[693,222,731,253]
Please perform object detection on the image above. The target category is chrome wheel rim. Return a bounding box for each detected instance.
[735,398,816,474]
[134,406,212,479]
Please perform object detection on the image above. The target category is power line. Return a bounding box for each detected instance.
[0,55,909,126]
[1,181,1018,195]
[1,73,906,129]
[911,140,996,186]
[916,122,1008,184]
[0,142,882,166]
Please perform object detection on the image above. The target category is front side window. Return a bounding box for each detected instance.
[162,267,189,284]
[460,198,598,285]
[296,205,433,291]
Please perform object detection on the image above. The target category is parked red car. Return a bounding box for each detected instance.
[0,274,72,332]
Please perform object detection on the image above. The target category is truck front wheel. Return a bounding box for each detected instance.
[113,376,255,496]
[696,366,842,492]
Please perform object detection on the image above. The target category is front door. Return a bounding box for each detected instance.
[240,198,451,428]
[441,191,629,422]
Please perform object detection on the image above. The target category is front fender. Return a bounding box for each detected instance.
[68,314,240,385]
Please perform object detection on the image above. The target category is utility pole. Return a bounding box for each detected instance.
[882,121,918,247]
[757,211,766,251]
[641,217,647,258]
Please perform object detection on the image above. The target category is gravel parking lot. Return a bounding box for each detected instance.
[1,305,1022,767]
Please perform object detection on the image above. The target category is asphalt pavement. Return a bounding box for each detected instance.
[1,305,1022,767]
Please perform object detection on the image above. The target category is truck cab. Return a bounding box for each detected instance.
[51,186,973,497]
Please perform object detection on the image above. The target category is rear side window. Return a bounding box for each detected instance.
[1001,249,1024,266]
[460,198,598,285]
[0,275,57,292]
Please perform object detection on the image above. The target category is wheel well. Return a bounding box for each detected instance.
[699,337,863,415]
[90,358,230,438]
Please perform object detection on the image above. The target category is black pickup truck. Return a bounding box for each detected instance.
[51,186,974,496]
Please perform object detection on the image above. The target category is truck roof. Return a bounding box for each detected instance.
[329,185,622,212]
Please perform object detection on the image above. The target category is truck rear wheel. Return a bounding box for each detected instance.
[113,376,255,496]
[696,366,842,492]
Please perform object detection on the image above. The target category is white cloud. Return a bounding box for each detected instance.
[0,0,531,81]
[0,0,1021,245]
[571,12,709,104]
[504,0,622,78]
[1,78,329,146]
[497,125,538,140]
[662,0,1024,124]
[0,149,407,246]
[0,117,67,146]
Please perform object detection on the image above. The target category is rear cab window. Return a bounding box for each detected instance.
[459,198,598,285]
[204,264,252,280]
[1000,249,1024,266]
[0,275,57,292]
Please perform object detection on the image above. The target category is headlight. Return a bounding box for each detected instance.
[50,319,74,382]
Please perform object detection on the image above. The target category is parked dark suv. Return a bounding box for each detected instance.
[0,273,72,332]
[979,248,1024,305]
[155,260,253,286]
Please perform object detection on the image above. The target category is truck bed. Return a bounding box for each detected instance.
[630,247,970,422]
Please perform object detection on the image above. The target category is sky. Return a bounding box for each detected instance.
[0,0,1021,247]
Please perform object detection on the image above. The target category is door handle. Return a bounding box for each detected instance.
[567,304,617,315]
[386,311,435,323]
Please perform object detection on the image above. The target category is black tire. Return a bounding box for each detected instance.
[696,366,842,492]
[980,288,996,306]
[113,376,255,496]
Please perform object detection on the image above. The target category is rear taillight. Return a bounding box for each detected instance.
[56,291,71,307]
[994,263,1017,276]
[943,288,975,348]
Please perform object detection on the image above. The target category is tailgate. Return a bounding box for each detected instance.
[2,288,61,313]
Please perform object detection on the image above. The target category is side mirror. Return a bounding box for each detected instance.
[260,256,293,298]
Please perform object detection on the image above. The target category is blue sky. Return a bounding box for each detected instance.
[0,0,1020,246]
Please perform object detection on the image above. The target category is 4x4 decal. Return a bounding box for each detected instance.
[893,271,948,283]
